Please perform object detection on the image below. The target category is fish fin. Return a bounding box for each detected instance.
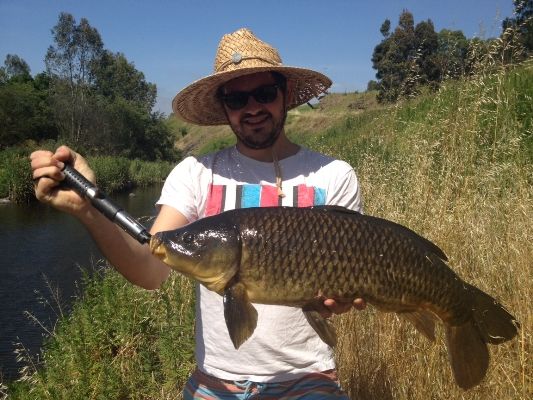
[223,282,258,349]
[468,283,519,344]
[303,310,337,347]
[398,310,437,341]
[444,322,489,390]
[443,284,519,389]
[311,205,362,216]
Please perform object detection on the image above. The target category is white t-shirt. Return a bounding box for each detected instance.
[157,145,362,382]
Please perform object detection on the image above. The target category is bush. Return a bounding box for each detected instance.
[88,156,131,193]
[0,147,33,203]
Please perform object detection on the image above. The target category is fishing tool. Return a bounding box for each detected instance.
[61,164,151,244]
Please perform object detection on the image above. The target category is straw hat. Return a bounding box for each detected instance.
[172,28,332,125]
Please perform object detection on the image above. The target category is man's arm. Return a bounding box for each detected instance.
[30,146,187,289]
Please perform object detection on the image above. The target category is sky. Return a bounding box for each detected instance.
[0,0,515,115]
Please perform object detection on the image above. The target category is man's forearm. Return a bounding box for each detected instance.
[79,208,170,289]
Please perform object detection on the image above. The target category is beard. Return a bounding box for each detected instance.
[232,110,287,150]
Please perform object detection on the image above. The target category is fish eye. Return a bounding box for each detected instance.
[182,232,194,244]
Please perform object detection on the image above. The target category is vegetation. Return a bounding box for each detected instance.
[7,267,195,399]
[0,143,174,203]
[4,55,531,399]
[0,12,178,161]
[304,61,532,400]
[2,5,531,400]
[371,1,532,102]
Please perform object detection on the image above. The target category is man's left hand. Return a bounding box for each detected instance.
[322,298,366,318]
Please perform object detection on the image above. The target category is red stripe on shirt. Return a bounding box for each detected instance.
[205,184,224,217]
[260,185,279,207]
[297,184,315,207]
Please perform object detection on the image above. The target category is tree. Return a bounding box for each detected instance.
[371,10,469,102]
[502,0,532,58]
[380,19,391,38]
[372,10,419,102]
[45,12,104,145]
[1,54,32,82]
[366,80,379,91]
[414,20,440,85]
[435,29,469,79]
[93,51,157,112]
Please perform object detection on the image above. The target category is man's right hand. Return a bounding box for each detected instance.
[30,145,95,217]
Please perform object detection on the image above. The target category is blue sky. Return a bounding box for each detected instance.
[0,0,515,115]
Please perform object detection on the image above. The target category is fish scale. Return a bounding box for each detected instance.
[150,205,519,389]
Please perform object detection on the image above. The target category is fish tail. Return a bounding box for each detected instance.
[444,284,519,389]
[468,283,520,344]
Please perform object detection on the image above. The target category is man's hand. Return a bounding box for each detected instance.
[30,145,95,217]
[321,298,366,318]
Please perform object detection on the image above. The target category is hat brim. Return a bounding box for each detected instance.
[172,66,332,125]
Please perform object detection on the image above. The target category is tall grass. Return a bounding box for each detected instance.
[0,147,34,203]
[318,62,531,399]
[8,267,195,399]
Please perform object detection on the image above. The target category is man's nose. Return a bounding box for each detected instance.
[243,95,264,114]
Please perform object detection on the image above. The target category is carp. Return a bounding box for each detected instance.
[150,205,519,389]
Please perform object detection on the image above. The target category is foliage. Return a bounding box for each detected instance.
[0,63,59,149]
[0,143,173,204]
[0,12,177,162]
[7,58,531,400]
[0,147,33,202]
[371,6,532,102]
[503,0,533,55]
[93,50,157,112]
[294,62,532,399]
[9,267,195,399]
[0,54,31,82]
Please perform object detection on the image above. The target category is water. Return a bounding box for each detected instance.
[0,185,162,380]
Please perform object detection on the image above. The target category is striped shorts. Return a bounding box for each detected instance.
[183,368,350,399]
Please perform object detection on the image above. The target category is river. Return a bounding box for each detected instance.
[0,185,162,381]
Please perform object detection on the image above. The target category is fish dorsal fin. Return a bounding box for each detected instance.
[223,281,258,349]
[311,205,362,216]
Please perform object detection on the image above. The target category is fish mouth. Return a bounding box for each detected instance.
[149,233,166,258]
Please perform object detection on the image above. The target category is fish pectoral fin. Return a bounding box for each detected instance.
[398,310,437,342]
[303,310,337,347]
[223,282,258,350]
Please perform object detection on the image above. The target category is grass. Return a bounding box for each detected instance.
[325,62,532,399]
[7,266,195,400]
[0,144,174,204]
[4,61,532,398]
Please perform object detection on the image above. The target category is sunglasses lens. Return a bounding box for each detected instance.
[222,85,279,110]
[223,93,248,110]
[254,85,278,103]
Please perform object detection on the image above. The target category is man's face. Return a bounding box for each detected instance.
[221,72,286,150]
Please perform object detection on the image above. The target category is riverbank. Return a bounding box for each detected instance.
[0,145,176,204]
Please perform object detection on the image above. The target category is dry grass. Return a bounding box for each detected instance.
[330,63,532,399]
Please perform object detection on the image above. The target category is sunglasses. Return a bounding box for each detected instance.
[219,84,280,110]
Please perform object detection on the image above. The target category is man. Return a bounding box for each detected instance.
[31,28,364,399]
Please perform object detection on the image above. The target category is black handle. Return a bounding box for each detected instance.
[62,164,151,244]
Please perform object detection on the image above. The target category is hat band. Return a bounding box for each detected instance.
[216,55,281,73]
